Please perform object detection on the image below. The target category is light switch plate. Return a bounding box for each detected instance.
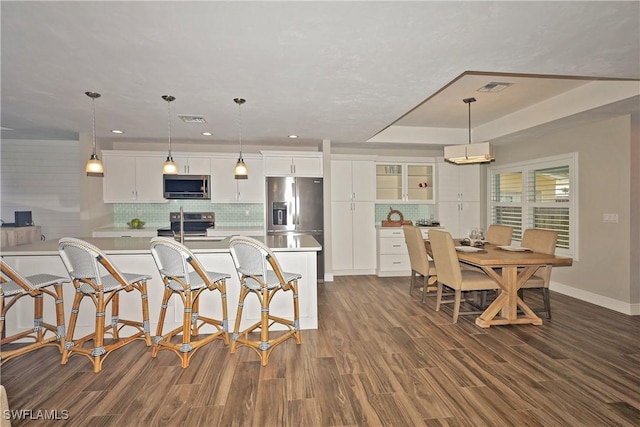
[603,213,619,223]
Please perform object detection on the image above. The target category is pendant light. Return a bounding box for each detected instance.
[85,91,104,176]
[162,95,178,175]
[444,97,494,165]
[233,97,248,179]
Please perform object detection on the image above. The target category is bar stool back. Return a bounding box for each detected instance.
[0,260,67,364]
[228,236,301,366]
[58,237,152,372]
[149,237,230,368]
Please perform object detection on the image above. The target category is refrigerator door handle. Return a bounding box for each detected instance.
[292,180,299,226]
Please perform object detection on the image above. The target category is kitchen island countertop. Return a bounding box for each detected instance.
[0,234,321,257]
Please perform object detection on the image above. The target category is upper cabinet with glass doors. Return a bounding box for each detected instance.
[375,162,435,203]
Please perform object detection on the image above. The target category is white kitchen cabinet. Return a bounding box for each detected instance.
[436,162,481,237]
[263,152,322,176]
[376,227,432,277]
[330,159,376,275]
[375,162,434,203]
[103,153,167,203]
[210,156,264,203]
[331,202,376,275]
[174,156,211,175]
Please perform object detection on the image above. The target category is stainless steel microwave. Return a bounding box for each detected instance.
[163,175,210,200]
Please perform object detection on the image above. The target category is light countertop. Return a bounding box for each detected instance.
[0,234,321,257]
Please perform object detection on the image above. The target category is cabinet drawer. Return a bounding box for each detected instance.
[378,254,410,271]
[379,237,407,254]
[378,228,405,238]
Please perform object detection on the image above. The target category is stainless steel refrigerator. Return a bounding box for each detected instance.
[266,176,324,281]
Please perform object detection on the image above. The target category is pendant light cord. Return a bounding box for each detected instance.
[91,96,97,154]
[463,97,476,145]
[167,98,172,157]
[237,100,243,157]
[468,100,471,145]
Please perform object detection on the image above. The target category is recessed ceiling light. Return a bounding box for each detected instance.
[477,82,513,93]
[288,134,298,139]
[110,129,124,134]
[201,132,212,136]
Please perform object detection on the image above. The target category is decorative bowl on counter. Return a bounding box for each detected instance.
[127,219,145,229]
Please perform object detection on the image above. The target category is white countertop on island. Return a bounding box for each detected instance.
[0,234,321,257]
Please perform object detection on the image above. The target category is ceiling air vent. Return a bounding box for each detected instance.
[477,82,513,93]
[178,114,207,124]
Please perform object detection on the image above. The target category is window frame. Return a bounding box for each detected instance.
[487,153,579,259]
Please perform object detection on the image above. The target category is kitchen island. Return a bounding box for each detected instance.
[1,235,321,338]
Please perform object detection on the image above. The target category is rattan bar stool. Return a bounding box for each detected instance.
[228,236,302,366]
[150,237,230,368]
[0,260,67,364]
[58,237,152,372]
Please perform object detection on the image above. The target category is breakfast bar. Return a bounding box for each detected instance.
[1,235,321,338]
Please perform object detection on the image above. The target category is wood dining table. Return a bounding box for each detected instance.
[424,240,573,328]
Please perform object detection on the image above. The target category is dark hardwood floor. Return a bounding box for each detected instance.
[2,275,639,426]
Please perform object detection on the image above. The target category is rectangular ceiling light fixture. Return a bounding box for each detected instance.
[444,142,494,164]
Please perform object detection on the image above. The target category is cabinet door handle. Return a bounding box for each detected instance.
[392,261,401,264]
[392,244,402,247]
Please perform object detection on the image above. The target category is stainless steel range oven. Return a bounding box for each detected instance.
[156,212,215,238]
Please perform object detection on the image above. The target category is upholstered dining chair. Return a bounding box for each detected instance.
[58,237,152,372]
[429,230,500,323]
[403,225,437,303]
[486,225,514,246]
[0,260,67,364]
[149,237,230,368]
[519,228,558,318]
[228,236,301,366]
[465,225,514,305]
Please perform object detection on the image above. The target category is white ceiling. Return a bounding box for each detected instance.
[1,1,639,151]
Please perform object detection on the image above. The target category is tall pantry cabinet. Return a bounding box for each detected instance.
[331,159,376,275]
[437,161,481,238]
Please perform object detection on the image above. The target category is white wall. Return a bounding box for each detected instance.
[1,139,81,240]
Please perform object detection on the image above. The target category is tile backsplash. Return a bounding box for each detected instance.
[115,202,433,228]
[374,204,436,224]
[114,202,264,227]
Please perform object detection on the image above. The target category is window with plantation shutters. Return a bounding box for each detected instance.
[488,153,577,257]
[528,165,571,249]
[490,170,523,240]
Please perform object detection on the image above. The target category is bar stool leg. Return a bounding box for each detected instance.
[33,293,44,342]
[291,280,301,345]
[110,292,120,340]
[259,288,270,366]
[92,291,107,373]
[180,289,194,368]
[152,287,173,358]
[62,291,83,365]
[139,280,152,346]
[53,282,66,351]
[219,281,230,345]
[231,286,249,355]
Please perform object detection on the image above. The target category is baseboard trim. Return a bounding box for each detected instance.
[551,282,640,315]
